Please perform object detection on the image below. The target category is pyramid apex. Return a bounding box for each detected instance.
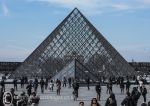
[74,7,78,10]
[73,7,79,12]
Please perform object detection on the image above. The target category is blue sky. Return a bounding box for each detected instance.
[0,0,150,62]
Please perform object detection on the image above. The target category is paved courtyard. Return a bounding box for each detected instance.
[3,84,150,106]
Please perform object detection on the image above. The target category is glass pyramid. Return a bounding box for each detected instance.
[52,59,98,82]
[10,8,136,78]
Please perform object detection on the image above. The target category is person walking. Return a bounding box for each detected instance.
[141,85,147,103]
[106,83,109,94]
[121,91,133,106]
[86,77,90,90]
[72,81,79,100]
[26,83,32,96]
[62,77,67,87]
[0,79,5,92]
[20,76,24,88]
[108,81,113,94]
[131,87,141,106]
[0,87,4,106]
[68,77,72,88]
[40,78,45,93]
[13,78,18,91]
[126,80,131,92]
[33,78,38,93]
[45,77,49,90]
[95,83,101,101]
[56,79,61,95]
[120,82,125,94]
[139,80,143,93]
[49,80,54,91]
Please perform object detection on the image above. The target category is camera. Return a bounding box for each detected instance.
[3,92,13,106]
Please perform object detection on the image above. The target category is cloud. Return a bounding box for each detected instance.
[111,3,130,10]
[28,0,150,15]
[1,3,9,16]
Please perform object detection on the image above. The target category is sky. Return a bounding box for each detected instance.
[0,0,150,62]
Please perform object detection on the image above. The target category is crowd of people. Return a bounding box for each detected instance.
[78,75,150,106]
[0,75,149,106]
[0,76,72,106]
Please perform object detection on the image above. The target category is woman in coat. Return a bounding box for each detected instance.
[105,93,117,106]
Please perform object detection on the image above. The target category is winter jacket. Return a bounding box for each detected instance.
[121,96,134,106]
[105,97,117,106]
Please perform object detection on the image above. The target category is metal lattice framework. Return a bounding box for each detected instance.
[10,8,136,78]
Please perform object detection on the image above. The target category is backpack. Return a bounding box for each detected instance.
[127,97,133,106]
[134,91,141,100]
[142,88,147,95]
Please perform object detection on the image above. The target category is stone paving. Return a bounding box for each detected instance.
[3,84,150,106]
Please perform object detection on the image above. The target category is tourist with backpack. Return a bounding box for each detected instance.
[121,91,133,106]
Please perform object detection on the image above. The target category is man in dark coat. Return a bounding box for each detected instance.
[95,83,101,101]
[20,77,24,88]
[141,85,147,102]
[45,77,49,90]
[121,92,133,106]
[120,82,125,94]
[1,80,5,92]
[131,87,141,106]
[86,77,90,90]
[33,78,38,93]
[13,78,18,91]
[0,87,4,106]
[40,78,45,93]
[26,83,32,96]
[68,77,72,88]
[126,80,131,92]
[62,77,67,87]
[72,81,79,98]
